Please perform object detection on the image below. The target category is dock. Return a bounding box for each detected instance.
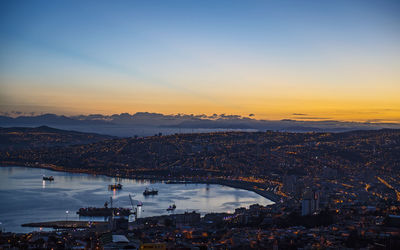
[22,220,107,229]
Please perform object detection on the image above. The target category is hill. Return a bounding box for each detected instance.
[0,126,116,150]
[1,129,399,182]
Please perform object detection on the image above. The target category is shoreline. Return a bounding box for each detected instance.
[165,180,280,202]
[0,163,280,203]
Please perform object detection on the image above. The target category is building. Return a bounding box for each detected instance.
[301,188,320,216]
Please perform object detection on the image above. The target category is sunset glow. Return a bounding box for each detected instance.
[1,0,399,122]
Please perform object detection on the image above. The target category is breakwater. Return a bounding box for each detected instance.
[22,221,107,229]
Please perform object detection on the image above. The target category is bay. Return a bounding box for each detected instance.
[0,166,273,233]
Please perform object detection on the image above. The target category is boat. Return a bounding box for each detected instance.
[108,183,122,190]
[43,176,54,181]
[77,197,132,217]
[143,188,158,196]
[77,207,132,217]
[166,204,176,211]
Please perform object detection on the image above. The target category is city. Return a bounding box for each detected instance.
[0,128,399,249]
[1,0,399,249]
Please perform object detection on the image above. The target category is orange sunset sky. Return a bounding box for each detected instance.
[1,1,399,122]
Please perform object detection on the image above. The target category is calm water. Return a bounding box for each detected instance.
[0,166,273,233]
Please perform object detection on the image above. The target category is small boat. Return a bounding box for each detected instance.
[108,183,122,190]
[167,204,176,211]
[43,176,54,181]
[143,188,158,196]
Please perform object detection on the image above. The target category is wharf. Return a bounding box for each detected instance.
[22,220,107,229]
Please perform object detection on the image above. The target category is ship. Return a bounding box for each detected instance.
[143,188,158,196]
[77,207,132,217]
[166,204,176,211]
[108,183,122,190]
[77,198,132,217]
[42,176,54,181]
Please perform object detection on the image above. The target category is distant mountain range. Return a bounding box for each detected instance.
[1,112,399,137]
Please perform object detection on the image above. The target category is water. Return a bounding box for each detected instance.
[0,124,258,137]
[0,166,273,233]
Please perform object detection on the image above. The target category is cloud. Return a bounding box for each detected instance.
[294,117,330,120]
[292,113,308,116]
[0,110,40,117]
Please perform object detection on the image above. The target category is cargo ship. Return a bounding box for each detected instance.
[76,207,132,217]
[77,198,132,217]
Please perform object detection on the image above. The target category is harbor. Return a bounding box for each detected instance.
[0,166,273,233]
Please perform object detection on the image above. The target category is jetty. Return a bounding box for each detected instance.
[22,220,107,229]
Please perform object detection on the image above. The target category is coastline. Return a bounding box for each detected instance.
[165,180,280,203]
[0,163,280,203]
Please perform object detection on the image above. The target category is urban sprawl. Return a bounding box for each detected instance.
[0,128,399,249]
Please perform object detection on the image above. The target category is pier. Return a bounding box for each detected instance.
[22,220,107,229]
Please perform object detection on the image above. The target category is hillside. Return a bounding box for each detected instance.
[0,126,116,150]
[1,129,399,181]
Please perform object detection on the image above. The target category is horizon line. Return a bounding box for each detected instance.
[1,111,400,125]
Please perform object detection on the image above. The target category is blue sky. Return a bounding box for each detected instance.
[1,0,399,121]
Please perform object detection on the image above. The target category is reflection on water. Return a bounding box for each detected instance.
[0,166,273,233]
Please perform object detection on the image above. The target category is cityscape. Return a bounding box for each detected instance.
[0,127,399,249]
[1,0,400,249]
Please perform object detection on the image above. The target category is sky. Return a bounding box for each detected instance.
[1,0,399,122]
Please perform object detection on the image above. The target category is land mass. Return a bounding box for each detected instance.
[1,127,399,202]
[1,126,400,249]
[0,126,115,150]
[1,112,400,136]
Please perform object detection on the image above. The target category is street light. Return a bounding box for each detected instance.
[66,210,69,221]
